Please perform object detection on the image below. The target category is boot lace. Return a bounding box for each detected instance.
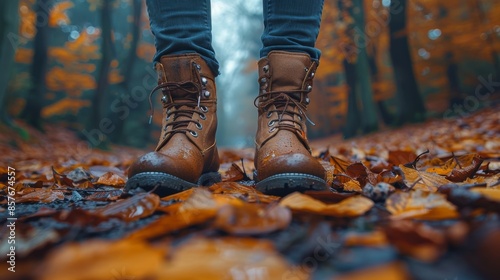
[148,81,206,137]
[254,89,315,135]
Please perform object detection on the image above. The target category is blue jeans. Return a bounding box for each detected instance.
[146,0,324,76]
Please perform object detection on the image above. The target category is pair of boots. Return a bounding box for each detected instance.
[126,51,327,197]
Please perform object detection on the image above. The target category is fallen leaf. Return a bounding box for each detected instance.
[280,192,374,217]
[96,172,126,187]
[154,237,306,280]
[400,165,452,192]
[388,150,417,166]
[210,182,280,204]
[386,190,459,220]
[383,220,446,262]
[17,188,64,203]
[344,230,388,247]
[215,203,291,235]
[41,239,165,280]
[470,187,500,202]
[93,192,160,222]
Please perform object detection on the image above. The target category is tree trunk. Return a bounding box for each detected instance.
[342,0,379,138]
[89,0,114,146]
[0,0,20,125]
[111,0,142,144]
[389,0,426,124]
[21,0,50,129]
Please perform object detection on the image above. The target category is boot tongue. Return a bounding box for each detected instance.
[157,55,201,99]
[267,52,311,93]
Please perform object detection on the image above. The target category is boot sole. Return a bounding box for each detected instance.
[125,171,221,197]
[255,173,328,196]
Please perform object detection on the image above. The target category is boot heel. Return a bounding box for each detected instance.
[198,172,221,186]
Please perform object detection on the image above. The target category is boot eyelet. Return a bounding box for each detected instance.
[298,115,303,121]
[201,77,208,85]
[161,96,167,103]
[203,90,210,98]
[200,106,209,113]
[307,85,312,92]
[266,111,272,118]
[166,115,170,121]
[199,113,207,120]
[196,122,203,130]
[269,127,277,133]
[190,131,198,137]
[311,72,315,78]
[305,97,310,104]
[263,65,269,72]
[268,120,276,127]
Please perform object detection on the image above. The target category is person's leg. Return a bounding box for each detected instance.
[146,0,219,75]
[260,0,324,60]
[126,0,220,196]
[254,0,327,195]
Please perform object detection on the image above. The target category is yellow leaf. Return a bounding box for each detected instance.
[386,190,459,220]
[279,192,373,217]
[399,165,451,192]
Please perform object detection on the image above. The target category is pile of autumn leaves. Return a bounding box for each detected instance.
[1,109,500,279]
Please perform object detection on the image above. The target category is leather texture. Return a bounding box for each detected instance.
[254,51,326,182]
[128,54,219,184]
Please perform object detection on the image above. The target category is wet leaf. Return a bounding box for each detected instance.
[17,188,64,203]
[154,238,304,280]
[41,239,165,280]
[383,220,446,262]
[388,150,417,166]
[344,230,389,247]
[95,172,126,187]
[65,167,92,183]
[93,192,160,222]
[399,165,451,192]
[210,182,280,204]
[280,192,374,217]
[215,203,291,235]
[386,190,458,220]
[445,155,483,182]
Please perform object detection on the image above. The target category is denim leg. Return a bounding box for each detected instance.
[146,0,219,75]
[261,0,324,60]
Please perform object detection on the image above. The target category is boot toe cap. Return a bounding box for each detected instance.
[127,152,199,183]
[257,153,325,181]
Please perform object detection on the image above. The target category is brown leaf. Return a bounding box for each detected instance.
[383,220,446,262]
[95,172,126,187]
[330,156,352,173]
[303,190,356,204]
[154,238,305,280]
[344,230,388,247]
[388,150,417,166]
[215,203,291,235]
[17,188,64,203]
[386,190,458,220]
[41,239,165,280]
[445,155,483,182]
[220,162,245,182]
[210,182,280,204]
[279,192,373,217]
[93,192,160,222]
[400,165,451,192]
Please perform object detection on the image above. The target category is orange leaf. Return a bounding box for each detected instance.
[41,239,165,280]
[386,190,458,220]
[17,188,64,203]
[214,203,291,235]
[93,193,160,222]
[279,192,373,217]
[154,238,304,280]
[96,172,126,187]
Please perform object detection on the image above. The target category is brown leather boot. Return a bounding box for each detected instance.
[254,51,327,196]
[125,54,220,197]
